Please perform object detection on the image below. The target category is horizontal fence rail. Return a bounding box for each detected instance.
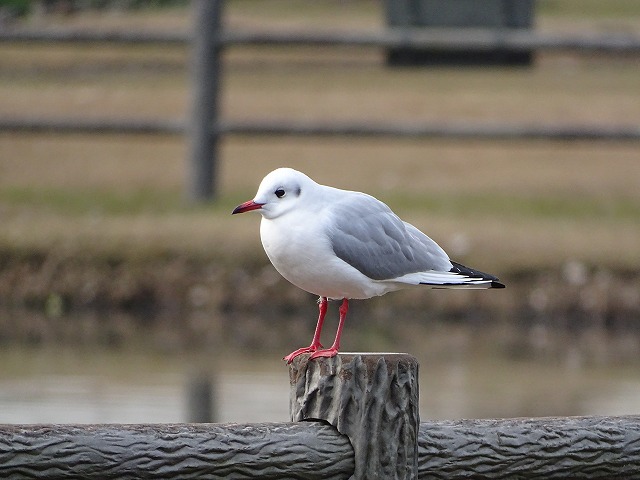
[225,28,640,53]
[0,422,353,480]
[2,117,639,141]
[0,28,187,45]
[2,27,640,53]
[1,416,639,479]
[0,117,184,135]
[223,119,640,141]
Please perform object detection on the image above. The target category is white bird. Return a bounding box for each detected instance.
[232,167,504,363]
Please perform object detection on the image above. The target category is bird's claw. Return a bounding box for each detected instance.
[308,348,339,361]
[283,343,324,364]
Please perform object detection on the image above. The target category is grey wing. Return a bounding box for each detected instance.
[327,193,452,280]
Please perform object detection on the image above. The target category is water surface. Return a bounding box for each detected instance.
[1,319,639,423]
[0,347,289,423]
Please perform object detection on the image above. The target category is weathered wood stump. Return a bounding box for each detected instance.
[289,353,419,480]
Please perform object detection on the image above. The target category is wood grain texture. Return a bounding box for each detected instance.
[1,416,639,478]
[0,422,353,479]
[290,353,420,480]
[419,415,640,479]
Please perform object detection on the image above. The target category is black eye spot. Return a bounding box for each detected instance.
[275,188,286,198]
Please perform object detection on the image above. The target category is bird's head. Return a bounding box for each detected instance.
[232,167,316,220]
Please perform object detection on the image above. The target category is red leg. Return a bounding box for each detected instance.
[283,297,328,364]
[309,298,348,361]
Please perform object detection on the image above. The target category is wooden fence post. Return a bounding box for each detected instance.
[187,0,223,202]
[289,353,419,480]
[186,372,217,423]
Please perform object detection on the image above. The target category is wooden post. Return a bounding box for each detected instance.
[289,353,419,480]
[186,373,217,423]
[187,0,223,202]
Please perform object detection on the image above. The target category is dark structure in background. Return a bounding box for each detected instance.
[385,0,535,66]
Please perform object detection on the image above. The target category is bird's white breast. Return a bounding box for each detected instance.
[259,214,391,300]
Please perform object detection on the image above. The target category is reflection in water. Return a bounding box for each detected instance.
[0,318,639,424]
[0,349,291,424]
[0,371,293,424]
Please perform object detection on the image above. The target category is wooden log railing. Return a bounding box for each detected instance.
[2,417,640,479]
[0,423,353,479]
[1,354,639,479]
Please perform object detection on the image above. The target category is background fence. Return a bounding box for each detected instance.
[2,0,640,199]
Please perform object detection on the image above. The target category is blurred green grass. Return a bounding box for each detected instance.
[3,184,638,223]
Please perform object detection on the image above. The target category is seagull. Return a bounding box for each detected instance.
[232,167,504,364]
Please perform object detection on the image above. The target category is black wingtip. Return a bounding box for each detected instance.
[450,261,505,288]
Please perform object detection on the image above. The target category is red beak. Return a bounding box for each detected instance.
[232,200,264,214]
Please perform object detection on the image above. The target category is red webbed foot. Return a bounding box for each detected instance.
[308,347,339,361]
[283,343,323,364]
